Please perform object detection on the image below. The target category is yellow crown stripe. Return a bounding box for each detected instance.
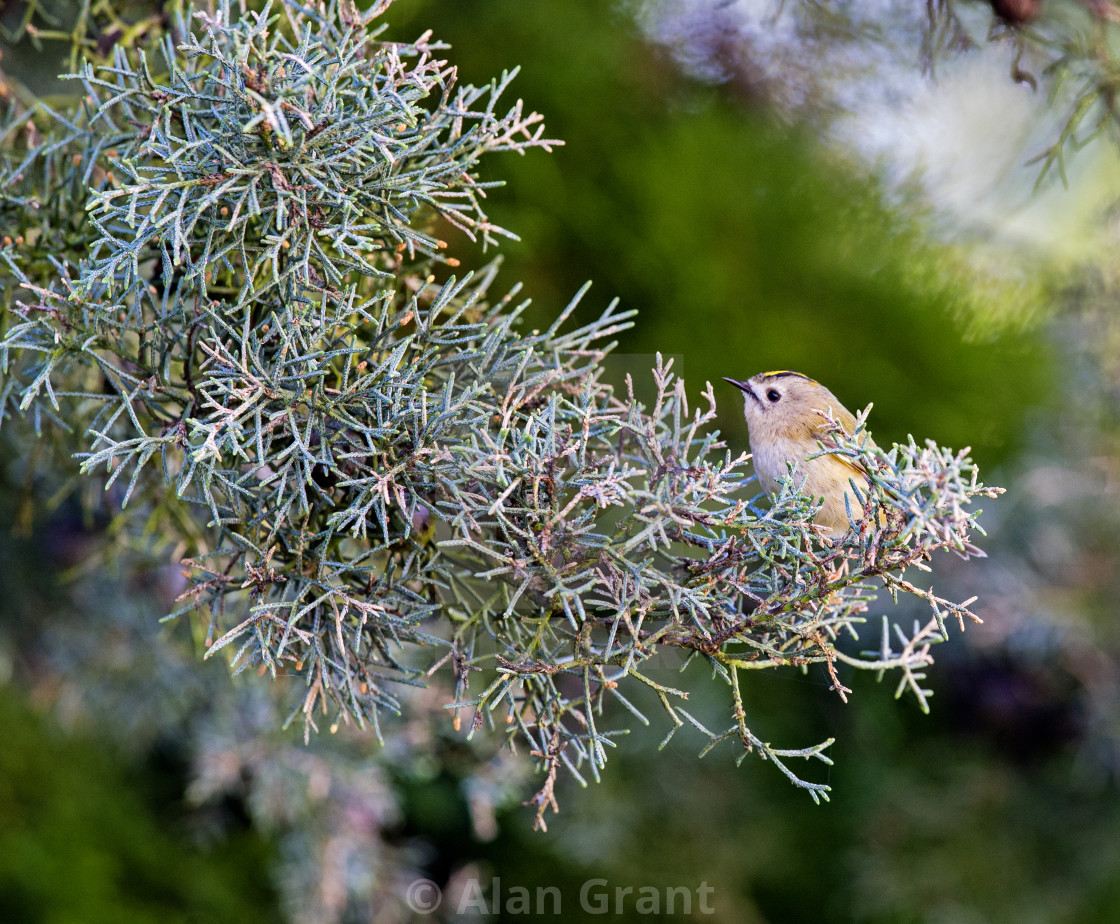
[760,370,817,384]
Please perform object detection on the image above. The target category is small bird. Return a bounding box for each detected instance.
[724,370,878,536]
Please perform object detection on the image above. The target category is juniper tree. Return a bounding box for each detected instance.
[1,0,1001,829]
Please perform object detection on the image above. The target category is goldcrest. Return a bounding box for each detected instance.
[724,370,878,536]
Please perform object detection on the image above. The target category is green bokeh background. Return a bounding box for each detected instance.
[4,0,1118,921]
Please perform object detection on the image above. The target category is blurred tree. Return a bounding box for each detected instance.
[0,491,282,923]
[0,689,282,924]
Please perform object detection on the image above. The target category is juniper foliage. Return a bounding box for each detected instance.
[1,0,1000,828]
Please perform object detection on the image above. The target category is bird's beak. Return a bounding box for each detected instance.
[723,377,758,403]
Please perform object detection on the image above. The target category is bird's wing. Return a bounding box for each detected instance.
[831,452,871,483]
[813,406,872,481]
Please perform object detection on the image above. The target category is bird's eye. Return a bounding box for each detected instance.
[766,389,781,403]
